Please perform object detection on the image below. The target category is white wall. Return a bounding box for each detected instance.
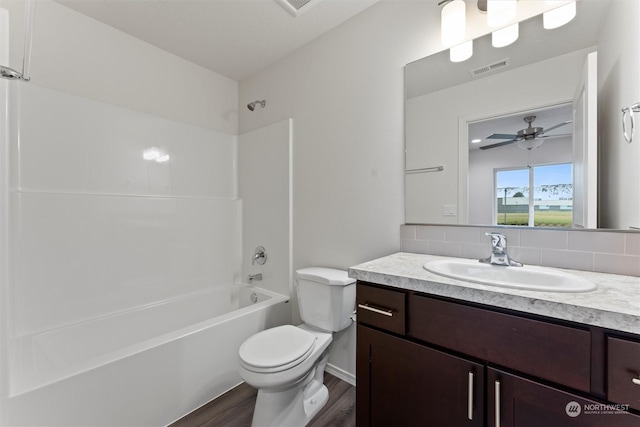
[598,0,640,229]
[468,138,573,225]
[406,49,590,224]
[0,0,238,134]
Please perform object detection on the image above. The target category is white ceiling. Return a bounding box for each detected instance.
[54,0,381,82]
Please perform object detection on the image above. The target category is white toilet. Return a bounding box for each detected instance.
[238,267,356,427]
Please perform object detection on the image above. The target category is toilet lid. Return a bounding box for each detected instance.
[239,325,316,372]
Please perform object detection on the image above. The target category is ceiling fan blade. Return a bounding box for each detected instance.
[479,139,518,150]
[542,120,572,134]
[486,133,519,140]
[538,133,571,139]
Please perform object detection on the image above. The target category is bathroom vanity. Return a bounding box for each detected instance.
[350,252,640,427]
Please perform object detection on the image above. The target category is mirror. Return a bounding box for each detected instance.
[405,0,640,230]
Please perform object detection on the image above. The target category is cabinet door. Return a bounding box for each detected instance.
[608,336,640,411]
[357,325,484,427]
[487,368,640,427]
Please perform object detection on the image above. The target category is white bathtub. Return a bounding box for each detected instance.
[4,285,290,426]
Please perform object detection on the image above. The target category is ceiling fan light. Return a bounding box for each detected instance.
[492,23,519,48]
[441,0,466,47]
[487,0,516,28]
[543,1,576,30]
[450,40,473,63]
[517,139,544,151]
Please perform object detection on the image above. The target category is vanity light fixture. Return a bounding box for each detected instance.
[440,0,466,47]
[441,0,576,62]
[543,1,577,30]
[450,40,473,63]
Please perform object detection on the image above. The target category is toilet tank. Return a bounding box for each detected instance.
[296,267,356,332]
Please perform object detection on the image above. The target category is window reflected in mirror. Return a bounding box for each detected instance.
[495,163,572,227]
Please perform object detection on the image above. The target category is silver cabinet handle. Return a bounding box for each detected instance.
[467,372,474,420]
[357,303,393,317]
[632,378,640,386]
[495,380,501,427]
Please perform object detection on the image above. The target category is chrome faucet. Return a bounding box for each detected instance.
[252,246,267,265]
[479,232,523,267]
[247,273,263,284]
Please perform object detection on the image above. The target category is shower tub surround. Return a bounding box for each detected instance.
[0,83,290,426]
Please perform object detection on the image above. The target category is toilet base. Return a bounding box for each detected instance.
[250,354,330,427]
[303,383,329,422]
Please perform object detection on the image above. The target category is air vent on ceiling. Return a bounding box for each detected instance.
[469,58,510,77]
[275,0,320,16]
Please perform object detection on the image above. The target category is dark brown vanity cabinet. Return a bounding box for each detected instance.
[486,368,640,427]
[356,282,640,427]
[357,325,484,426]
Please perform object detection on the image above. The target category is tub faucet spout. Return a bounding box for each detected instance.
[248,273,263,284]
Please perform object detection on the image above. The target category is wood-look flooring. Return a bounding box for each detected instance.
[170,373,355,427]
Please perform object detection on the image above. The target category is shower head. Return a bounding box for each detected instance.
[247,100,266,111]
[0,65,25,80]
[0,0,35,82]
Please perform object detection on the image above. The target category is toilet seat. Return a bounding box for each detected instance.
[239,325,316,373]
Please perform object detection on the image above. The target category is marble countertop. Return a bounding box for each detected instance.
[348,252,640,335]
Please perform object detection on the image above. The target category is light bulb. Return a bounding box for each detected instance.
[492,23,519,48]
[543,1,576,29]
[450,40,473,62]
[441,0,466,47]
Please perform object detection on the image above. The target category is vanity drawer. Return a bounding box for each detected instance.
[608,336,640,411]
[356,283,406,335]
[410,295,591,392]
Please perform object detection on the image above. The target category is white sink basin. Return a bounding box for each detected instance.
[423,259,596,293]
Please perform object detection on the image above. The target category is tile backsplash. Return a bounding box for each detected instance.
[401,225,640,277]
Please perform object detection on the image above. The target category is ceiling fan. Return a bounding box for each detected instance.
[480,115,572,150]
